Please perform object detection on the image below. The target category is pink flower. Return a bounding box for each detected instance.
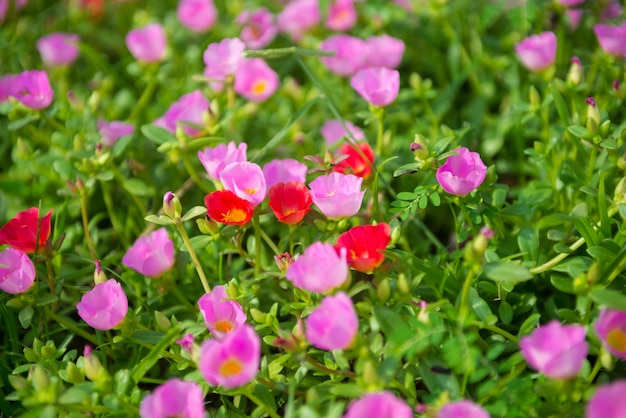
[586,380,626,418]
[277,0,320,41]
[602,1,622,20]
[76,279,128,331]
[326,0,357,32]
[234,58,279,102]
[199,324,260,388]
[436,147,487,196]
[0,74,18,102]
[203,38,246,91]
[177,0,218,33]
[97,119,134,147]
[594,24,626,57]
[320,35,368,76]
[594,308,626,359]
[139,378,205,418]
[365,35,405,69]
[306,292,357,350]
[321,119,365,146]
[308,172,364,219]
[198,141,247,181]
[557,0,585,6]
[126,23,167,63]
[122,228,175,277]
[36,33,80,66]
[343,391,412,418]
[176,334,195,352]
[566,9,583,32]
[263,158,308,188]
[350,67,400,107]
[0,247,35,294]
[237,8,278,49]
[520,320,588,379]
[154,90,209,136]
[198,285,247,340]
[219,161,267,206]
[12,70,54,109]
[286,241,348,293]
[437,400,490,418]
[515,31,557,72]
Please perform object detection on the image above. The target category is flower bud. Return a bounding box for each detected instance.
[8,375,28,391]
[32,365,50,391]
[411,134,430,161]
[94,260,107,284]
[197,217,219,235]
[154,310,171,331]
[614,177,626,204]
[566,56,583,86]
[397,273,411,295]
[163,191,182,220]
[274,252,294,273]
[376,278,391,303]
[586,97,601,135]
[529,85,541,111]
[83,345,102,382]
[65,362,84,384]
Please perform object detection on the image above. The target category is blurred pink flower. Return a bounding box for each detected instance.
[566,9,583,31]
[286,241,348,293]
[263,158,307,188]
[557,0,585,6]
[199,324,260,388]
[198,285,247,340]
[515,31,557,72]
[393,0,413,11]
[0,247,35,294]
[436,147,486,196]
[220,161,267,206]
[76,279,128,330]
[36,33,80,66]
[126,23,167,63]
[321,119,364,146]
[175,333,195,352]
[309,172,364,219]
[602,0,622,20]
[594,308,626,359]
[326,0,357,32]
[237,8,278,49]
[586,380,626,418]
[0,74,18,102]
[594,24,626,57]
[12,70,54,109]
[320,35,368,76]
[139,378,205,418]
[234,58,279,102]
[350,67,400,107]
[177,0,218,33]
[343,391,413,418]
[0,0,27,22]
[277,0,320,41]
[122,228,175,277]
[306,292,357,350]
[154,90,209,136]
[97,119,134,147]
[520,320,588,379]
[365,35,405,69]
[437,400,490,418]
[198,141,247,181]
[203,38,246,91]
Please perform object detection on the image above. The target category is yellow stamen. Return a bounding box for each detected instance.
[244,187,258,195]
[220,357,243,377]
[251,80,267,95]
[222,208,247,223]
[214,320,234,334]
[607,328,626,352]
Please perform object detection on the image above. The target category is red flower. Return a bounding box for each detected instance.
[0,207,52,253]
[205,190,254,226]
[335,223,391,273]
[332,142,375,178]
[268,181,312,225]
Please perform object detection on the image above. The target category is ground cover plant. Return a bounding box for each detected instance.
[1,0,626,417]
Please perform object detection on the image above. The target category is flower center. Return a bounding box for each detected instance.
[325,190,336,197]
[251,80,267,94]
[607,328,626,352]
[219,357,243,377]
[222,208,247,223]
[244,187,258,195]
[214,319,234,333]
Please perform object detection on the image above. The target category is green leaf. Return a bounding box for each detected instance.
[517,227,538,263]
[393,162,420,177]
[18,306,34,329]
[589,288,626,310]
[36,294,59,307]
[567,125,588,139]
[396,192,418,201]
[518,313,541,336]
[499,302,513,324]
[550,82,570,126]
[131,328,178,383]
[180,235,213,252]
[187,136,226,150]
[58,386,90,405]
[8,114,39,131]
[123,179,152,197]
[373,306,412,346]
[429,192,441,206]
[181,206,207,222]
[483,261,533,283]
[141,124,176,145]
[144,214,174,226]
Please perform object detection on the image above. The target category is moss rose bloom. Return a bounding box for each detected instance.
[268,181,313,225]
[0,207,52,254]
[204,190,255,226]
[436,147,486,196]
[335,223,391,273]
[594,308,626,359]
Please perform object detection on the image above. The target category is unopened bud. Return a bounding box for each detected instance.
[163,191,182,220]
[274,253,294,273]
[154,311,171,331]
[83,345,102,382]
[411,134,430,161]
[614,177,626,203]
[398,273,411,295]
[529,86,541,110]
[614,80,626,99]
[32,365,50,391]
[586,97,601,134]
[566,56,583,86]
[65,362,84,384]
[197,217,219,235]
[376,279,391,303]
[94,260,107,284]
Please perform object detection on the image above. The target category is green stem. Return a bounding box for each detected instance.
[242,387,282,418]
[45,309,98,346]
[261,228,280,256]
[243,47,335,59]
[79,189,98,260]
[458,269,477,323]
[304,354,356,378]
[129,66,160,124]
[181,152,212,194]
[469,320,520,344]
[175,223,211,293]
[586,354,603,384]
[376,107,385,157]
[45,258,57,310]
[109,165,146,216]
[40,111,69,134]
[100,180,130,248]
[253,212,262,277]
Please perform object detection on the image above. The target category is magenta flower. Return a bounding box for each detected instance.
[586,380,626,418]
[0,247,35,294]
[320,35,368,76]
[436,147,487,196]
[566,9,583,31]
[321,119,365,146]
[126,23,167,63]
[326,0,357,32]
[199,324,260,388]
[515,31,557,72]
[237,8,278,49]
[263,159,308,188]
[76,279,128,331]
[176,334,195,353]
[350,67,400,107]
[594,308,626,359]
[0,74,18,102]
[219,161,267,206]
[36,33,80,66]
[139,378,205,418]
[365,35,405,69]
[177,0,218,33]
[602,1,622,20]
[306,292,357,350]
[203,38,246,91]
[154,90,209,136]
[198,285,247,340]
[122,228,175,278]
[12,70,54,109]
[277,0,320,41]
[286,242,348,293]
[309,172,365,219]
[234,58,279,102]
[557,0,585,5]
[437,400,490,418]
[594,24,626,57]
[520,320,588,379]
[0,0,27,22]
[97,119,134,147]
[198,141,247,181]
[343,391,413,418]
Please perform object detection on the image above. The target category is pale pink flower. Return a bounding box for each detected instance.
[286,242,348,293]
[234,58,279,102]
[594,24,626,57]
[122,228,175,277]
[436,147,487,196]
[177,0,218,33]
[365,35,405,69]
[350,67,400,107]
[203,38,246,91]
[97,119,134,147]
[343,391,413,418]
[437,400,490,418]
[393,0,413,11]
[594,308,626,359]
[321,119,365,146]
[308,172,364,219]
[263,159,308,188]
[36,33,80,66]
[557,0,585,6]
[326,0,357,32]
[198,141,247,181]
[139,378,205,418]
[126,23,167,63]
[515,31,557,72]
[320,35,368,76]
[154,90,209,136]
[277,0,320,41]
[76,279,128,331]
[237,8,278,49]
[0,247,35,294]
[586,380,626,418]
[12,70,54,109]
[198,285,247,340]
[199,324,260,388]
[566,9,583,31]
[219,161,267,206]
[306,292,357,350]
